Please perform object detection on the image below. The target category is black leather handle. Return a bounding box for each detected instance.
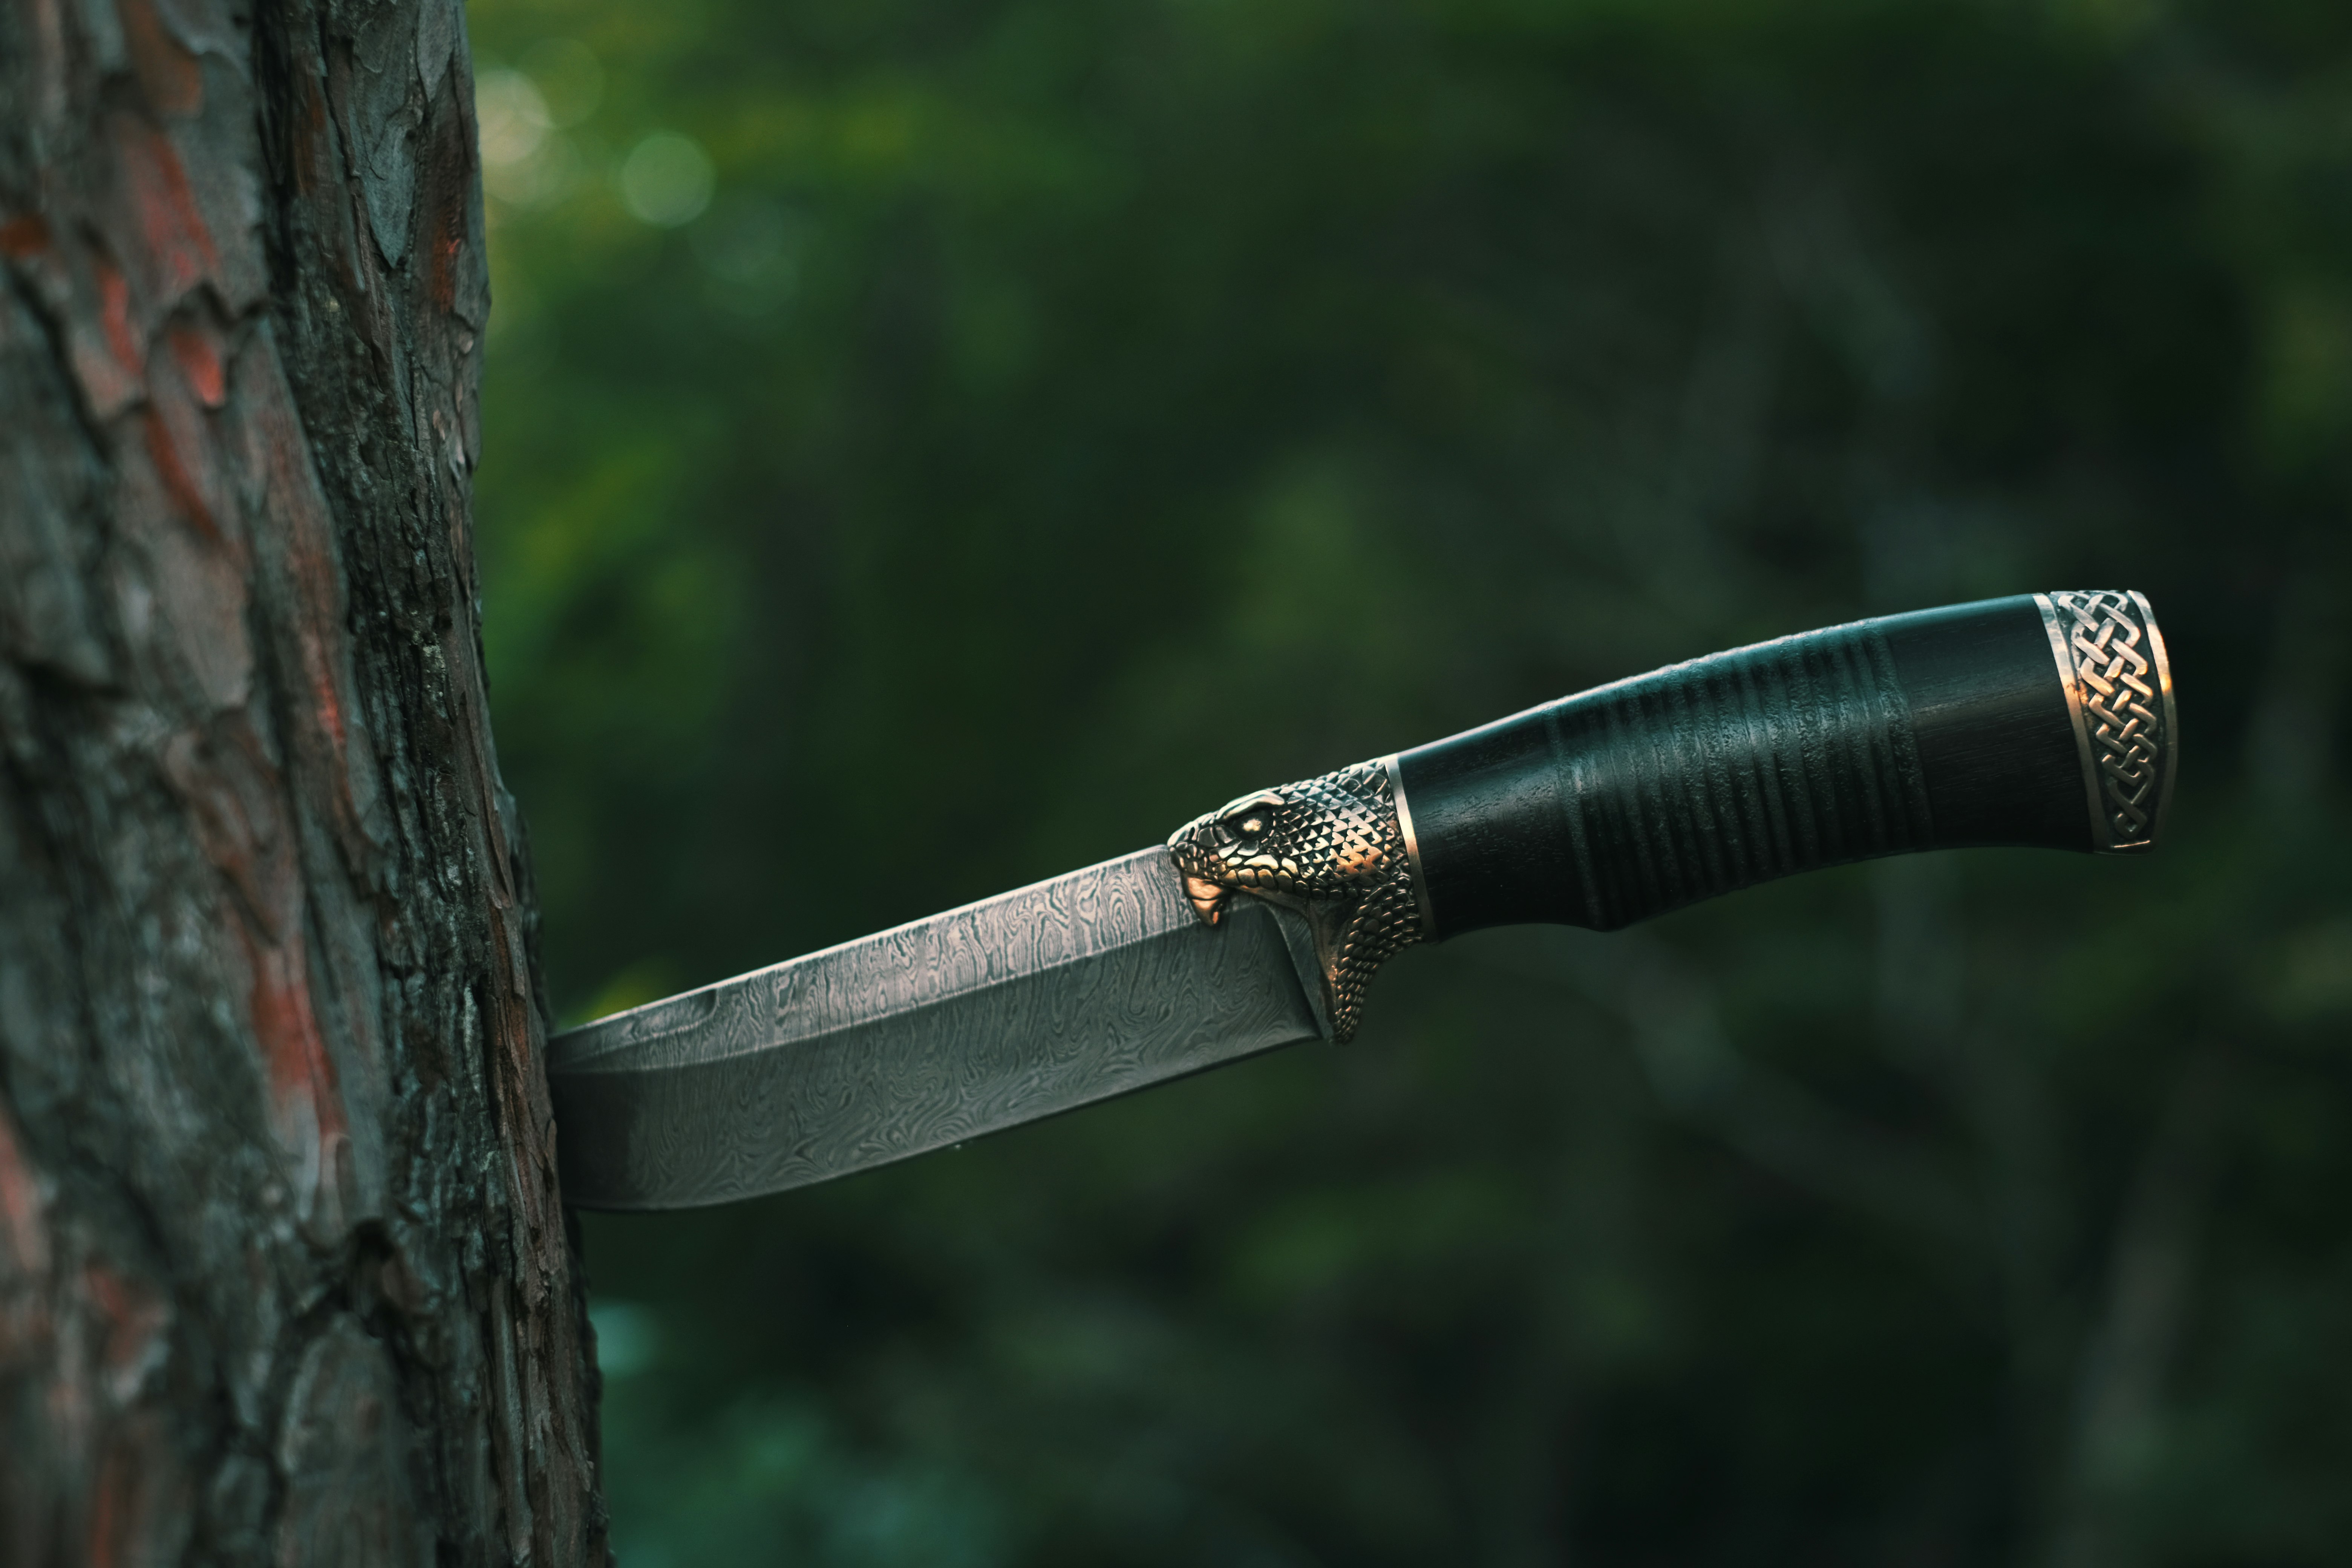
[1393,593,2175,939]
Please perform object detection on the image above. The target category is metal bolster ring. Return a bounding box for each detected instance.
[1381,753,1438,938]
[2034,589,2177,854]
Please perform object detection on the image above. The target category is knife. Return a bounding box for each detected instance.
[547,590,2176,1210]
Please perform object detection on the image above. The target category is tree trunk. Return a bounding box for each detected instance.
[0,0,605,1559]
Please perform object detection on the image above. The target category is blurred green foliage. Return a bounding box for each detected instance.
[464,0,2352,1559]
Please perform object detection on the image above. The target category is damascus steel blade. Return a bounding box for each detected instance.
[548,848,1329,1210]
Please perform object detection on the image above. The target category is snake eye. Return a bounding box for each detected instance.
[1214,790,1285,843]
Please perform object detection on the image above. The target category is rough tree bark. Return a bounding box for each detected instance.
[0,0,605,1559]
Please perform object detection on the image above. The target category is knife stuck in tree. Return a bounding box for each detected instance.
[547,590,2176,1210]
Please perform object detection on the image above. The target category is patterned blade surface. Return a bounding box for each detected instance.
[547,849,1328,1210]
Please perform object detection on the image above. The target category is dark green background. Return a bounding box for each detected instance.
[465,0,2352,1560]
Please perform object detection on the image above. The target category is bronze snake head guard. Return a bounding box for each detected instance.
[1166,759,1429,1043]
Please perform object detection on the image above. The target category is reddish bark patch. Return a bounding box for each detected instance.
[240,922,353,1231]
[87,1411,189,1568]
[289,48,334,198]
[305,619,349,754]
[83,1263,168,1398]
[246,929,341,1118]
[430,224,462,315]
[0,1102,49,1285]
[414,88,482,324]
[242,353,357,761]
[165,317,226,407]
[111,112,222,308]
[96,257,143,379]
[119,0,204,119]
[0,213,52,258]
[86,1458,119,1568]
[0,1135,37,1269]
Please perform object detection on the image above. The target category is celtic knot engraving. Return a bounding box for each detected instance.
[1166,760,1427,1043]
[2040,590,2175,851]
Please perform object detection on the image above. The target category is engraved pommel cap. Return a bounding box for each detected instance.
[2036,590,2177,852]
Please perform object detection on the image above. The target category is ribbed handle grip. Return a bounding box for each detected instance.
[1393,593,2175,939]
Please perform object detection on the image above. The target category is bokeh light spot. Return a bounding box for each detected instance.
[619,132,715,228]
[476,69,549,167]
